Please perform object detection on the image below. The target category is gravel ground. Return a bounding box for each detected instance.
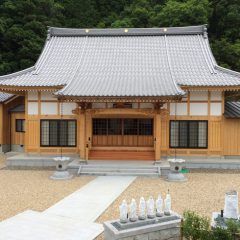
[95,172,240,239]
[0,153,6,168]
[0,154,94,221]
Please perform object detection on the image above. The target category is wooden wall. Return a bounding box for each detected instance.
[26,91,79,154]
[223,118,240,156]
[1,96,25,146]
[160,90,224,157]
[23,90,240,158]
[11,112,25,145]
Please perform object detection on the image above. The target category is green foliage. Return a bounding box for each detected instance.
[182,210,240,240]
[211,227,233,240]
[0,0,240,75]
[182,211,212,240]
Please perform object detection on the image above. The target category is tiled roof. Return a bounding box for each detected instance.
[0,92,13,103]
[0,25,240,97]
[224,102,240,118]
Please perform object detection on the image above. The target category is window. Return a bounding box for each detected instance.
[40,120,76,147]
[170,120,208,148]
[93,118,153,136]
[16,119,25,132]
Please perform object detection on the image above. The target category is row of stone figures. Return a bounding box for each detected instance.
[119,192,172,223]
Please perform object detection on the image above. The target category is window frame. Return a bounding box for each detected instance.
[16,119,25,133]
[40,120,77,147]
[169,120,208,149]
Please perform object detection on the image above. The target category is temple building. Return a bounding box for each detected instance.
[0,25,240,162]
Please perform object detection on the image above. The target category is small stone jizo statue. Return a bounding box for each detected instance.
[129,198,138,222]
[164,190,171,216]
[156,194,164,217]
[119,200,128,223]
[138,197,146,220]
[147,196,155,219]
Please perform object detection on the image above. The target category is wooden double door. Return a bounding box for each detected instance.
[92,118,154,147]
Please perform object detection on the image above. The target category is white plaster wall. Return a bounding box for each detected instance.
[28,91,38,100]
[170,103,187,116]
[210,103,222,116]
[107,103,114,108]
[140,103,153,109]
[132,103,138,109]
[211,91,222,101]
[28,102,38,115]
[60,103,76,115]
[190,103,208,116]
[190,91,208,101]
[41,102,58,115]
[41,92,56,100]
[92,103,106,109]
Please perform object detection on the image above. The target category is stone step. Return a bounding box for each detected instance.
[70,164,158,169]
[79,171,160,177]
[81,167,158,172]
[0,210,103,240]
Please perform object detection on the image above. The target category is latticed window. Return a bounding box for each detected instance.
[93,118,153,136]
[170,120,208,148]
[16,119,25,132]
[40,120,76,147]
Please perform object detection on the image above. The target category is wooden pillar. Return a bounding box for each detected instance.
[79,112,86,159]
[155,113,161,161]
[85,113,92,160]
[24,92,28,153]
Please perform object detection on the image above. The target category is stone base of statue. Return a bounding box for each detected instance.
[164,210,171,216]
[50,157,73,180]
[50,170,73,180]
[138,215,146,220]
[167,158,187,182]
[147,214,155,219]
[104,212,181,240]
[156,212,164,217]
[129,217,137,222]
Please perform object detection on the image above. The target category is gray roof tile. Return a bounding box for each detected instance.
[224,102,240,118]
[0,25,240,97]
[0,92,13,103]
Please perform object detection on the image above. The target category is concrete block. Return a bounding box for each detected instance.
[135,233,149,240]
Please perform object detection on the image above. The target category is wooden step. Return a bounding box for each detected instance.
[89,150,155,160]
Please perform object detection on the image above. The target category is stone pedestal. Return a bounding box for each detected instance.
[167,159,187,182]
[104,212,181,240]
[50,157,73,180]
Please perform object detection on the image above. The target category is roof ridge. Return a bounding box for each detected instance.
[57,36,89,96]
[164,35,184,96]
[48,25,207,37]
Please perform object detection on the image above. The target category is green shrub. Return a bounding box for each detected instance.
[212,227,233,240]
[182,211,212,240]
[182,210,236,240]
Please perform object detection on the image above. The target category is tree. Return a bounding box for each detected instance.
[0,0,64,74]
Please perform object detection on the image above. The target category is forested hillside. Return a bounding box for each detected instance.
[0,0,239,75]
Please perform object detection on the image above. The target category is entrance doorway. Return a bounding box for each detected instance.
[92,118,154,147]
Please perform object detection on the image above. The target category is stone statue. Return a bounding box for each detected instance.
[138,197,146,220]
[224,190,239,219]
[119,200,128,223]
[164,190,171,216]
[129,199,137,222]
[156,194,164,217]
[147,196,155,219]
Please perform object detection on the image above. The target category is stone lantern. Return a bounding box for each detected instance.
[50,157,73,180]
[167,158,187,182]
